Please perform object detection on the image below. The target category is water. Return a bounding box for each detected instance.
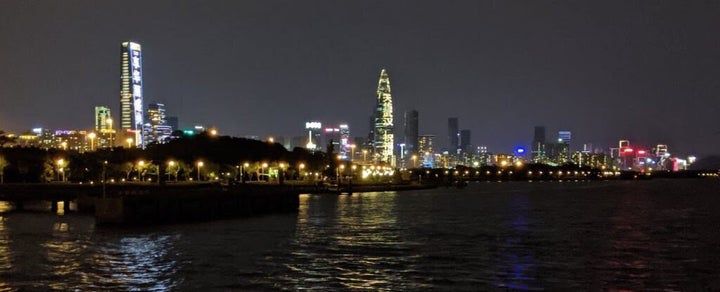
[1,179,720,291]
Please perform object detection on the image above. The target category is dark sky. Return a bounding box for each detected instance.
[1,1,719,157]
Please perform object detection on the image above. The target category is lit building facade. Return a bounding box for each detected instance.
[418,134,435,168]
[305,121,322,152]
[119,41,144,148]
[145,103,173,144]
[94,106,112,131]
[372,69,395,167]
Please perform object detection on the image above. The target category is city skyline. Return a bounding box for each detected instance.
[1,1,719,157]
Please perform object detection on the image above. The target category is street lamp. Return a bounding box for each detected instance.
[168,160,175,181]
[242,162,249,183]
[350,144,356,162]
[299,163,305,180]
[261,162,268,181]
[197,161,204,181]
[412,155,417,168]
[106,118,114,147]
[87,132,96,152]
[137,160,145,181]
[338,164,345,185]
[362,149,368,162]
[126,137,133,148]
[56,158,65,182]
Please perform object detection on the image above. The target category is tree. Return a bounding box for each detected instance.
[0,131,16,147]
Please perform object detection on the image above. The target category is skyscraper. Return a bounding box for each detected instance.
[403,110,419,156]
[557,130,572,163]
[531,126,546,163]
[145,103,172,144]
[448,117,459,154]
[94,106,112,131]
[459,129,471,153]
[372,69,395,166]
[418,134,435,168]
[119,41,144,148]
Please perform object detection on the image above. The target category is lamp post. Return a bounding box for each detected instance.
[412,155,417,168]
[126,138,133,148]
[242,162,249,183]
[137,160,145,181]
[197,161,204,182]
[56,159,65,182]
[168,160,175,181]
[106,118,114,148]
[362,149,368,163]
[261,162,268,181]
[299,163,305,180]
[350,144,356,162]
[87,132,96,152]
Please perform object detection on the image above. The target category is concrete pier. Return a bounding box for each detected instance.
[95,184,301,225]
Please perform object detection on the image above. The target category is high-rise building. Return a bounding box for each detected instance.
[372,69,395,166]
[167,116,179,132]
[403,110,419,157]
[94,106,112,131]
[418,134,435,167]
[145,103,173,144]
[459,129,471,153]
[531,126,546,163]
[448,117,459,154]
[305,121,322,151]
[119,41,144,148]
[557,130,571,163]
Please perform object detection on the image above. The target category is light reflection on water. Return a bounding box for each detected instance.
[0,180,720,290]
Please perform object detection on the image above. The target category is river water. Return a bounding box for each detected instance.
[1,179,720,291]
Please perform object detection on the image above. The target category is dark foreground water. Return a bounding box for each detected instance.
[1,179,720,291]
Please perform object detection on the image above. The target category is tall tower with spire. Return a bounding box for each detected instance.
[372,68,395,167]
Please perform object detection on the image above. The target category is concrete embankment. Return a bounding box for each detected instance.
[95,184,300,225]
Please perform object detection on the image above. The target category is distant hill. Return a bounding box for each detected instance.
[689,156,720,170]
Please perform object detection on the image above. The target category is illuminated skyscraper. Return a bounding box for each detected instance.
[372,69,395,167]
[145,103,172,144]
[119,41,144,148]
[94,106,112,131]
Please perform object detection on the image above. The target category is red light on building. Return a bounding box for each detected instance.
[623,148,634,153]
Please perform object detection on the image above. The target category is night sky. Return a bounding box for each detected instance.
[1,1,719,157]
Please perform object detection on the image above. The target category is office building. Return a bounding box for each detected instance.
[372,69,395,166]
[448,117,459,153]
[403,110,419,156]
[145,103,173,144]
[119,41,144,148]
[531,126,546,163]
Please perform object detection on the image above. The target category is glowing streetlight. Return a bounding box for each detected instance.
[350,144,356,162]
[137,160,146,181]
[299,163,305,180]
[106,118,114,147]
[261,162,268,181]
[411,154,417,168]
[168,160,176,181]
[209,128,218,136]
[197,161,204,181]
[126,137,133,148]
[87,132,96,152]
[56,158,66,182]
[60,141,67,151]
[362,149,368,162]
